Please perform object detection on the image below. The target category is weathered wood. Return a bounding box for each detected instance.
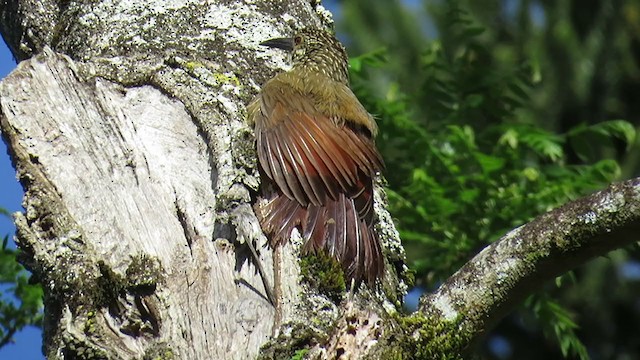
[0,1,409,359]
[1,46,277,358]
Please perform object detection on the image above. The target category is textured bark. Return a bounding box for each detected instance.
[0,1,405,359]
[0,0,639,359]
[419,178,640,355]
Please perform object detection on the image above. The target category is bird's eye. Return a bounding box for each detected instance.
[294,36,303,45]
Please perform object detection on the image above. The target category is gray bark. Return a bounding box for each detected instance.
[419,178,640,354]
[0,1,405,359]
[1,0,639,359]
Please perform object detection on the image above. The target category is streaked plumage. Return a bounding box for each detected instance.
[249,28,385,284]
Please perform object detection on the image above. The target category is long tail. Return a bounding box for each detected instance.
[256,190,384,285]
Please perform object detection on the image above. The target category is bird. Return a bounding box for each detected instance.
[248,28,385,285]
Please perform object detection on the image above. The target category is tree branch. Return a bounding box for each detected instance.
[419,177,640,352]
[0,324,18,348]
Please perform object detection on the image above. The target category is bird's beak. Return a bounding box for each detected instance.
[260,37,294,51]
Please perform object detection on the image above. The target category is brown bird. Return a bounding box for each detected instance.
[248,28,384,284]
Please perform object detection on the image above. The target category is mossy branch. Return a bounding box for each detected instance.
[418,177,640,354]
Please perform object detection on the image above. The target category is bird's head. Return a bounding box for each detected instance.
[261,28,349,84]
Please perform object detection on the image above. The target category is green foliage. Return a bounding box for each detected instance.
[350,31,631,284]
[526,294,589,360]
[0,210,43,349]
[346,1,637,358]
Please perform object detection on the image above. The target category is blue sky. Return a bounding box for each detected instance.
[0,39,44,359]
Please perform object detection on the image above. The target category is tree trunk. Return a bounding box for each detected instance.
[0,1,407,358]
[1,1,639,359]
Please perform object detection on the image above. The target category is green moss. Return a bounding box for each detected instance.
[89,254,162,314]
[524,247,547,264]
[213,72,241,87]
[401,268,416,289]
[126,254,163,295]
[258,323,323,360]
[83,310,97,335]
[185,61,203,72]
[291,349,309,360]
[181,60,241,88]
[299,251,346,303]
[143,342,175,360]
[381,266,415,310]
[380,313,472,360]
[92,261,127,309]
[62,335,108,360]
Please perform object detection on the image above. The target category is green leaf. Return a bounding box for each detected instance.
[507,80,531,102]
[529,294,590,360]
[498,128,519,149]
[520,129,564,161]
[522,167,539,181]
[589,120,636,150]
[0,213,44,349]
[465,94,484,108]
[474,152,505,173]
[349,47,387,73]
[463,26,486,37]
[459,188,480,203]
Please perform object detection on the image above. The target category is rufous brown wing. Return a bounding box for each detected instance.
[252,78,384,284]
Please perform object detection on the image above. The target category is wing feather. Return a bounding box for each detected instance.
[252,77,385,284]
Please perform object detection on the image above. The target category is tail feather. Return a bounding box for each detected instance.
[256,189,384,285]
[259,194,305,245]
